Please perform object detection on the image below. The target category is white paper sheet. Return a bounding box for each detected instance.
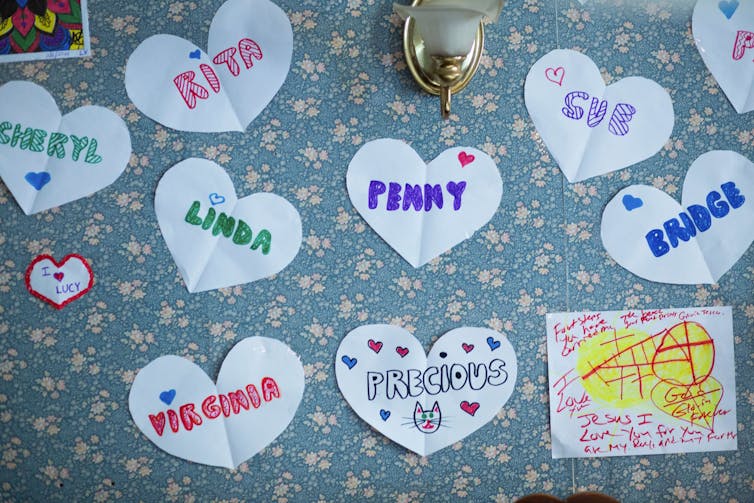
[336,325,517,456]
[546,307,737,459]
[693,0,754,113]
[601,150,754,284]
[125,0,292,132]
[346,139,503,267]
[155,158,302,293]
[25,254,93,309]
[524,49,674,182]
[0,81,131,215]
[129,337,305,469]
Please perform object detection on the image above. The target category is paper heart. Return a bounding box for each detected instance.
[525,49,674,182]
[0,81,131,215]
[25,254,94,309]
[335,325,518,456]
[651,377,724,431]
[129,337,304,468]
[346,139,503,267]
[693,0,754,113]
[601,151,754,284]
[155,158,302,293]
[125,0,292,132]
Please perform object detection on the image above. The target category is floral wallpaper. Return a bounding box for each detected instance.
[0,0,752,501]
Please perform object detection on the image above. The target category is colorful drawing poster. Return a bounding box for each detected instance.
[0,0,90,63]
[546,307,737,459]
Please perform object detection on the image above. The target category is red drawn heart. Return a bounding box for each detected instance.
[368,339,383,353]
[396,346,409,357]
[24,254,94,310]
[457,151,475,167]
[545,66,565,86]
[53,272,64,282]
[460,401,480,416]
[462,343,474,353]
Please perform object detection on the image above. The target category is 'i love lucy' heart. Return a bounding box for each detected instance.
[155,158,302,293]
[0,81,131,215]
[346,139,503,268]
[601,150,754,284]
[693,0,754,113]
[525,49,674,182]
[336,325,518,456]
[125,0,292,132]
[129,337,304,468]
[25,254,94,309]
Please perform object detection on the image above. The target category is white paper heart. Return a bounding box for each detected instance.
[524,49,674,182]
[125,0,292,132]
[693,0,754,113]
[346,139,503,267]
[0,81,131,215]
[129,337,305,468]
[25,254,93,309]
[601,151,754,284]
[155,158,302,293]
[336,325,518,456]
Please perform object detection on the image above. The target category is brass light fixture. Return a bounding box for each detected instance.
[394,0,504,119]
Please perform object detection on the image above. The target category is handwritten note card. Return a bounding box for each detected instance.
[0,81,131,215]
[602,151,754,284]
[25,254,93,309]
[693,0,754,113]
[155,158,302,293]
[546,307,737,459]
[347,139,503,267]
[336,325,517,456]
[524,49,674,182]
[125,0,292,132]
[129,337,305,468]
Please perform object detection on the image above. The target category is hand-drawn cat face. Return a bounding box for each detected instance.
[413,401,441,434]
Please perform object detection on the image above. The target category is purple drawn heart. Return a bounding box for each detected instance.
[159,389,176,405]
[622,194,643,211]
[718,0,739,19]
[24,172,51,191]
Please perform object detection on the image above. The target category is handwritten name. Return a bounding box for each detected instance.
[0,121,101,163]
[645,181,745,258]
[184,201,272,254]
[367,181,467,212]
[561,91,636,136]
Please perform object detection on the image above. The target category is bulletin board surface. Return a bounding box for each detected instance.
[0,0,752,501]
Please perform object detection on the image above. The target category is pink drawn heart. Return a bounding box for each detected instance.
[461,343,474,353]
[368,339,383,353]
[460,401,480,416]
[545,66,565,86]
[53,272,64,282]
[396,346,409,357]
[457,151,475,167]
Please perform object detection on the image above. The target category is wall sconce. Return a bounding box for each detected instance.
[394,0,504,119]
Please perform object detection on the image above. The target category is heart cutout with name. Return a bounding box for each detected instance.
[693,0,754,113]
[0,81,132,215]
[346,139,503,268]
[601,150,754,284]
[25,254,94,309]
[336,325,518,456]
[155,158,302,293]
[524,49,674,182]
[129,337,304,468]
[125,0,292,132]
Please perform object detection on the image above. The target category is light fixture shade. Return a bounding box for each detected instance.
[393,1,504,56]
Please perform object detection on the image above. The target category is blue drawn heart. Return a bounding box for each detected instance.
[718,0,739,19]
[379,409,390,421]
[341,355,357,369]
[24,172,51,190]
[622,194,643,211]
[486,336,501,351]
[159,389,176,405]
[189,49,201,59]
[209,192,226,206]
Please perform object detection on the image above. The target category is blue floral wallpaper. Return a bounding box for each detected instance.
[0,0,752,501]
